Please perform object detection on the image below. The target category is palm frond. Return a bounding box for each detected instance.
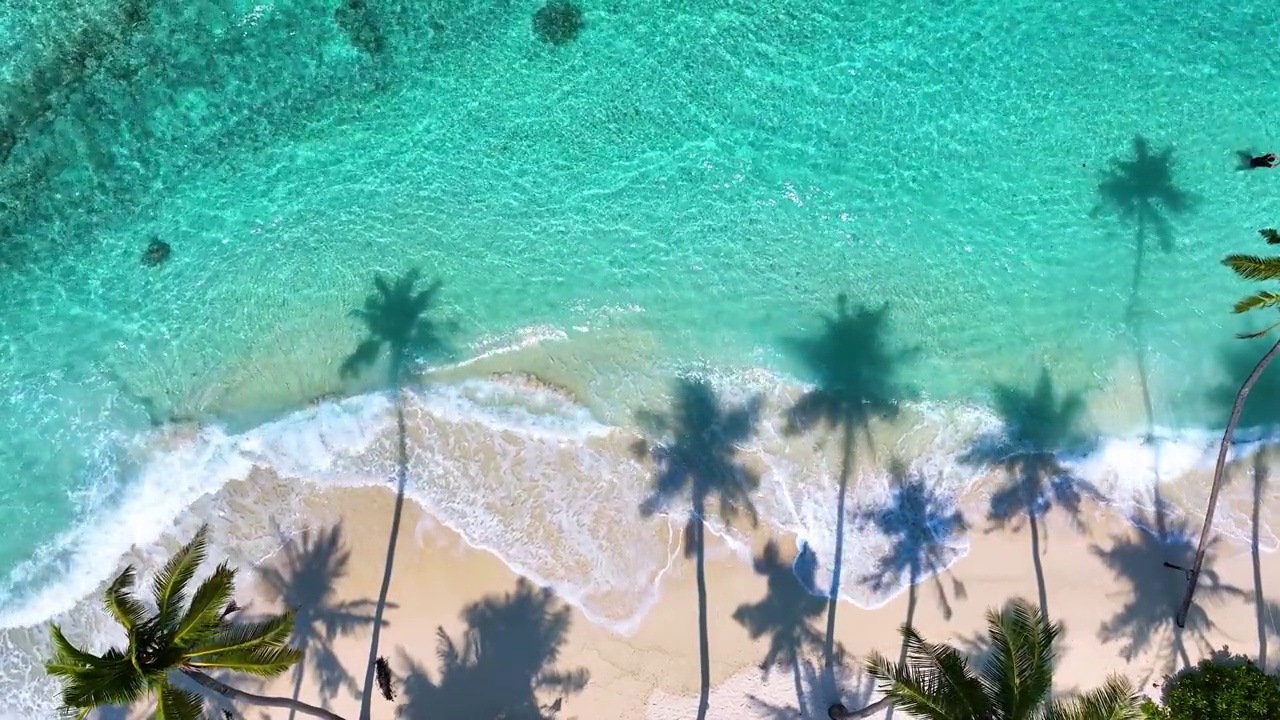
[185,644,302,677]
[1261,228,1280,245]
[153,681,205,720]
[1047,675,1142,720]
[1239,319,1280,339]
[102,567,150,633]
[174,562,236,644]
[910,630,988,718]
[151,525,211,630]
[45,624,109,675]
[981,599,1058,720]
[52,649,149,709]
[867,625,988,719]
[1223,254,1280,282]
[54,706,92,720]
[1233,291,1280,314]
[186,612,295,658]
[866,650,953,720]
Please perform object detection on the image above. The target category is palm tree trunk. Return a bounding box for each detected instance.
[1177,337,1280,627]
[182,669,347,720]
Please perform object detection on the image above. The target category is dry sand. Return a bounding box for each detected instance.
[212,481,1280,720]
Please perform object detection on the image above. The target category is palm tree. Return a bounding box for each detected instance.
[44,525,346,720]
[341,270,451,720]
[834,598,1142,720]
[1179,227,1280,626]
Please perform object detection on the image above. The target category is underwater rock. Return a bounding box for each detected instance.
[335,0,384,55]
[0,129,12,164]
[142,238,171,266]
[533,1,584,45]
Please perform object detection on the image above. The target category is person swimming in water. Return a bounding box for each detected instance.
[1249,152,1278,169]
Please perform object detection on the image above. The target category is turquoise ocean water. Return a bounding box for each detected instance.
[1,0,1280,713]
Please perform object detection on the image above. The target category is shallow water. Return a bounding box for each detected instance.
[2,0,1280,714]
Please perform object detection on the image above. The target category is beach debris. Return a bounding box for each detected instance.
[375,656,395,700]
[532,1,584,45]
[142,237,171,267]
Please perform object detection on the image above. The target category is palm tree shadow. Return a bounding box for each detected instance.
[1093,491,1247,685]
[635,377,762,720]
[1092,135,1194,256]
[1250,452,1280,668]
[256,523,390,715]
[344,269,455,720]
[748,658,877,720]
[858,460,969,631]
[340,269,456,386]
[784,294,914,686]
[961,367,1099,619]
[395,578,589,719]
[1093,138,1193,442]
[734,541,841,711]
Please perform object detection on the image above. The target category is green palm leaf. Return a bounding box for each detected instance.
[186,645,302,677]
[45,625,109,675]
[867,649,960,720]
[1047,675,1143,720]
[174,562,236,644]
[1261,228,1280,245]
[187,612,295,658]
[154,681,205,720]
[151,526,210,630]
[46,527,323,720]
[867,625,988,720]
[1223,254,1280,282]
[53,648,148,709]
[981,599,1058,720]
[1233,291,1280,314]
[103,567,149,632]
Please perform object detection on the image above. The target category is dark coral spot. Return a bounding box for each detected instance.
[533,1,584,46]
[335,0,384,55]
[142,238,170,267]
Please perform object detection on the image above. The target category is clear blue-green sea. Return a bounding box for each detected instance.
[1,0,1279,713]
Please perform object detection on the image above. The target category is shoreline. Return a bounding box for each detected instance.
[230,481,1280,720]
[5,377,1280,718]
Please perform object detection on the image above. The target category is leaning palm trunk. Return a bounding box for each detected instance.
[184,670,347,720]
[1177,337,1280,627]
